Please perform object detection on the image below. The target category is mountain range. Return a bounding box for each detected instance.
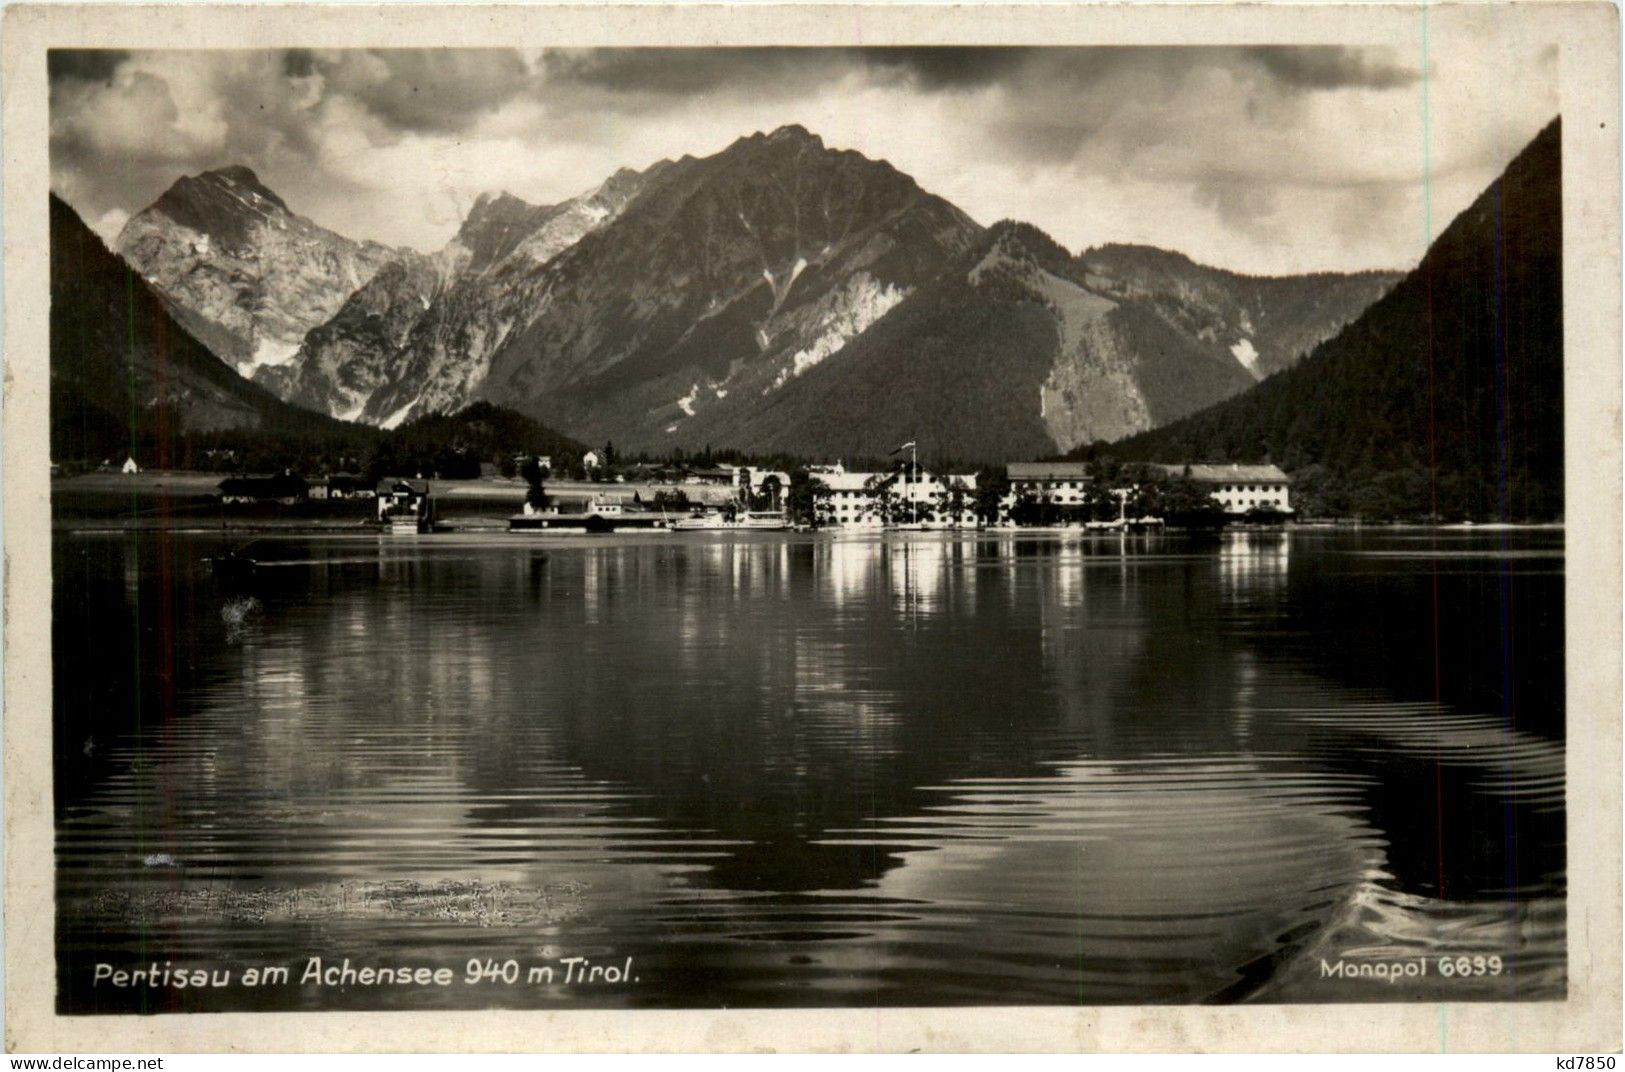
[1110,118,1563,521]
[52,193,584,474]
[674,222,1398,462]
[95,125,1400,463]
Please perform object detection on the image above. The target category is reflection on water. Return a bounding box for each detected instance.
[53,529,1565,1010]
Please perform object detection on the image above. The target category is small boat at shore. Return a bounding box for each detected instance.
[205,548,258,580]
[386,515,434,535]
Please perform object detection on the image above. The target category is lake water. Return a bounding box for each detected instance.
[53,528,1566,1012]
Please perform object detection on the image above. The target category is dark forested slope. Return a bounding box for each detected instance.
[1107,119,1563,521]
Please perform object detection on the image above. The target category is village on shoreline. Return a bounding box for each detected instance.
[54,448,1307,536]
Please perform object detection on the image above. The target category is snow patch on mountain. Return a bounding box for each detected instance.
[508,171,649,268]
[762,256,809,313]
[252,338,300,368]
[766,274,908,393]
[380,399,419,430]
[1231,337,1262,378]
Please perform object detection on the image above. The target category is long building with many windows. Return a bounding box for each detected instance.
[817,464,979,527]
[1007,460,1292,516]
[1154,463,1292,514]
[1006,462,1096,506]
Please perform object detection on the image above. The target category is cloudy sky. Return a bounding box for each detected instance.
[50,43,1557,275]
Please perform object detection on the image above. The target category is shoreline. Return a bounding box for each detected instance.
[54,517,1568,537]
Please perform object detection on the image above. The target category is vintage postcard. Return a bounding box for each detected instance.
[3,2,1620,1054]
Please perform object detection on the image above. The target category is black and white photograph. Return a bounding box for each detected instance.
[4,1,1620,1054]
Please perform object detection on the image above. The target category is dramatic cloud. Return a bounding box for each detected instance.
[47,48,130,84]
[1242,45,1421,90]
[49,41,1557,275]
[304,49,537,134]
[547,47,846,97]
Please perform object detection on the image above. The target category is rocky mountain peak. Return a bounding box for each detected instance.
[145,165,290,249]
[460,191,545,237]
[207,164,281,199]
[723,123,831,161]
[454,191,556,274]
[597,165,658,201]
[469,189,533,213]
[766,123,822,146]
[116,165,402,373]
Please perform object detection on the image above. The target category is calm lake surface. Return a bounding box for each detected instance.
[53,529,1566,1011]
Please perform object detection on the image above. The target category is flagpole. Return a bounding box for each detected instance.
[890,439,919,527]
[911,441,917,525]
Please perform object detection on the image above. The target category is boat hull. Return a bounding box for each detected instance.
[670,518,789,532]
[510,514,671,533]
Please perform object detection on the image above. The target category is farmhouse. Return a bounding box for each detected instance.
[309,473,374,500]
[376,479,436,531]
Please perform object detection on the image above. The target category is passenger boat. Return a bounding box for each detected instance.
[669,511,790,532]
[510,496,672,533]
